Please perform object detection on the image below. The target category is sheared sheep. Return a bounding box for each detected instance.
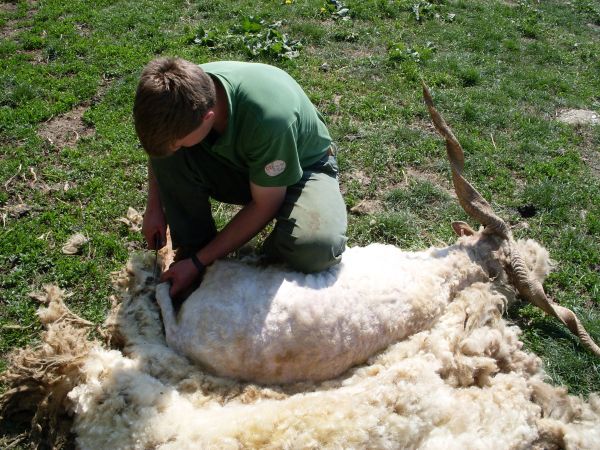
[1,86,599,449]
[155,85,600,384]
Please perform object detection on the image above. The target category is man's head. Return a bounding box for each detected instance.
[134,57,216,157]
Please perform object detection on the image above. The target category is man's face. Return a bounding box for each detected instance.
[169,110,215,153]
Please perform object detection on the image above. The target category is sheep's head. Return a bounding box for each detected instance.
[424,83,600,358]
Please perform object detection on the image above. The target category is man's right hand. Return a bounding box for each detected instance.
[142,203,167,250]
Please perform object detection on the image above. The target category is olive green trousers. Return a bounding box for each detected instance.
[150,147,347,273]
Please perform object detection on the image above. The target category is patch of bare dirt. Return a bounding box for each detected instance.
[74,22,91,37]
[37,106,95,149]
[17,48,46,64]
[0,1,37,39]
[554,109,600,177]
[408,117,438,136]
[341,46,380,59]
[34,76,110,150]
[0,18,20,39]
[349,199,383,216]
[338,169,372,197]
[403,167,455,198]
[556,109,599,126]
[0,2,18,14]
[342,130,367,142]
[316,94,344,124]
[1,202,32,221]
[582,151,600,178]
[342,169,372,187]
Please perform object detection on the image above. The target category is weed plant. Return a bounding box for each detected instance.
[1,0,599,429]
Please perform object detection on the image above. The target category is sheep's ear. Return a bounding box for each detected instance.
[452,221,476,237]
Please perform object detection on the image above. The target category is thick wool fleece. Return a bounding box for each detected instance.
[156,233,519,384]
[64,249,599,449]
[60,241,600,449]
[157,244,470,383]
[2,240,599,449]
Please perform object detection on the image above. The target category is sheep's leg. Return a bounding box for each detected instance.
[422,83,510,240]
[423,82,600,358]
[507,244,600,357]
[155,283,178,342]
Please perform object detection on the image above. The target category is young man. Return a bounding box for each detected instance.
[134,58,347,300]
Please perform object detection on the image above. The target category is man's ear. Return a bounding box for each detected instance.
[203,110,215,122]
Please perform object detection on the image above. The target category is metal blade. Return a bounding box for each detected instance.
[153,235,160,282]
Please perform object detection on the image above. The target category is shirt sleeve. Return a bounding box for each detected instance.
[246,120,303,187]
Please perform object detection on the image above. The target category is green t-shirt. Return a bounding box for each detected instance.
[200,61,332,187]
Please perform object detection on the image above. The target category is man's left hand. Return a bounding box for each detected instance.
[160,258,202,300]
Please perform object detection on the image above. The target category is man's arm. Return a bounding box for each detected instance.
[160,182,286,298]
[142,163,167,249]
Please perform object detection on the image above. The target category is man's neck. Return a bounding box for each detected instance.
[211,77,228,135]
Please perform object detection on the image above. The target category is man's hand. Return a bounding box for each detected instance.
[160,182,286,300]
[142,203,167,249]
[143,163,167,249]
[160,258,201,300]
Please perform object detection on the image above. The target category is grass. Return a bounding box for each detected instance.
[0,0,599,432]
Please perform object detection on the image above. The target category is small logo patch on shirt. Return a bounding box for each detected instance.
[264,160,286,177]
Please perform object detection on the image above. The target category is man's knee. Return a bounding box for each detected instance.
[265,232,347,273]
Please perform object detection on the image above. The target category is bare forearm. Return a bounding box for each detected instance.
[196,201,278,265]
[147,163,162,209]
[160,183,285,299]
[143,163,167,248]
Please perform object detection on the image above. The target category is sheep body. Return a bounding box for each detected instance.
[157,236,519,384]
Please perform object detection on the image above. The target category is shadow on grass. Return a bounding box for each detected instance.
[507,300,600,395]
[507,301,578,343]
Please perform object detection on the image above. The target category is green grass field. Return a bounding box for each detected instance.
[1,0,599,431]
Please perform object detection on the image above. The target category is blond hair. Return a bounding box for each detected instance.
[133,58,216,157]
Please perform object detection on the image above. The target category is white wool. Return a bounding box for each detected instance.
[59,243,600,449]
[61,232,89,255]
[157,243,488,383]
[515,238,553,282]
